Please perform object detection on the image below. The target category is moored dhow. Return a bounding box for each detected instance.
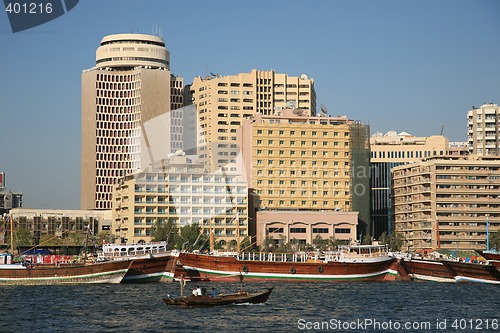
[0,253,132,285]
[399,258,456,283]
[475,249,500,270]
[99,242,178,283]
[441,260,500,284]
[177,245,398,282]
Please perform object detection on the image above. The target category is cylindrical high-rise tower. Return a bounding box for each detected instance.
[81,33,171,210]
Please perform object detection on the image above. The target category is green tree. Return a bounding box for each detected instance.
[94,231,118,246]
[238,236,257,252]
[13,228,35,248]
[151,219,179,249]
[389,231,403,251]
[362,234,372,245]
[177,224,209,252]
[260,236,276,252]
[312,235,328,251]
[489,230,500,250]
[378,232,389,245]
[68,231,86,246]
[38,234,63,246]
[327,236,348,250]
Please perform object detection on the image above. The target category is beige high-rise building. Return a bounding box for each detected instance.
[467,103,500,156]
[81,33,172,210]
[392,156,500,252]
[369,131,450,238]
[189,69,316,171]
[370,131,449,163]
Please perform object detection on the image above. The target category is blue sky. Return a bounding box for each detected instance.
[1,0,499,209]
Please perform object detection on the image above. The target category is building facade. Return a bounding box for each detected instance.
[392,156,500,252]
[188,69,316,171]
[81,33,172,210]
[240,110,353,211]
[448,142,469,156]
[369,131,449,238]
[256,210,358,247]
[467,103,500,156]
[0,208,111,246]
[0,172,23,216]
[112,155,249,245]
[238,109,371,235]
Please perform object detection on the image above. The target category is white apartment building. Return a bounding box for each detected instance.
[112,155,249,245]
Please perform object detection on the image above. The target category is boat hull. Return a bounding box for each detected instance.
[122,256,175,283]
[177,253,397,282]
[0,260,132,285]
[163,288,273,307]
[400,259,456,283]
[475,250,500,270]
[442,261,500,284]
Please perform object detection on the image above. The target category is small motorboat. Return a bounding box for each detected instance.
[162,288,273,307]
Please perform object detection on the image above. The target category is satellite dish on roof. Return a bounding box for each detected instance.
[300,74,308,80]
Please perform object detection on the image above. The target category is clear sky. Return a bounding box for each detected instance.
[1,0,499,210]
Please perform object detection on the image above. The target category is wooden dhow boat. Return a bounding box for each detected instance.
[163,288,273,307]
[475,249,500,269]
[99,242,178,283]
[442,260,500,284]
[176,245,398,282]
[0,253,132,285]
[399,258,456,283]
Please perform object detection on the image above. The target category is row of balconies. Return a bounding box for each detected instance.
[436,214,500,220]
[437,225,490,232]
[133,199,247,205]
[436,187,500,193]
[134,210,247,218]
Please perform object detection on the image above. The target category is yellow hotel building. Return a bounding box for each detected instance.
[238,109,370,216]
[112,155,248,245]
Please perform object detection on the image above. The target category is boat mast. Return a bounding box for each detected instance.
[486,214,489,251]
[209,218,214,253]
[9,212,14,254]
[435,215,441,249]
[83,223,89,261]
[236,212,240,253]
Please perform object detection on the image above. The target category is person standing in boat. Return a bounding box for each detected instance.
[211,287,218,297]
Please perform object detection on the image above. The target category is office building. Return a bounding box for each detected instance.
[392,156,500,252]
[188,69,316,171]
[0,208,111,246]
[0,172,23,216]
[369,131,449,238]
[81,33,172,210]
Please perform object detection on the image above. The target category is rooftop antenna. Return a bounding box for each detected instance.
[440,124,445,136]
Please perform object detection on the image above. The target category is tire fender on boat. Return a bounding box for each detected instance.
[242,265,249,273]
[290,267,296,274]
[318,265,324,273]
